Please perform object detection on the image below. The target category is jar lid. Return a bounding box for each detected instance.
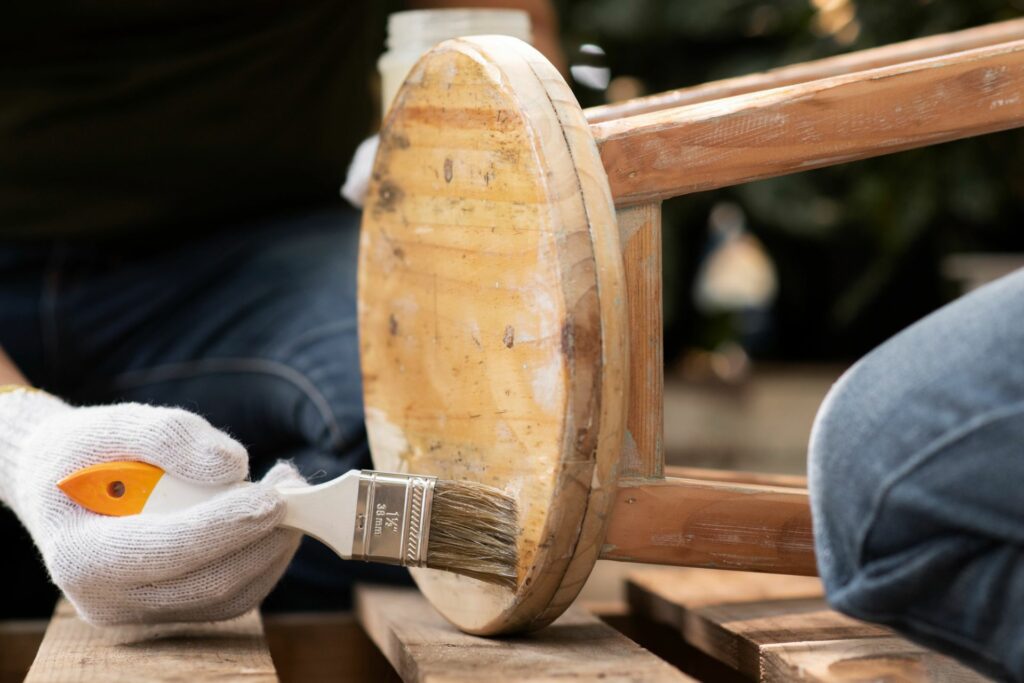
[386,9,532,52]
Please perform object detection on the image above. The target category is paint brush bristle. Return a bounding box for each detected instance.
[426,479,518,589]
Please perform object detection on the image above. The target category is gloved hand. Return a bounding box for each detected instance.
[0,387,306,625]
[340,134,380,209]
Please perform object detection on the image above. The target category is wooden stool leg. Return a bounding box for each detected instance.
[618,202,664,480]
[612,199,815,577]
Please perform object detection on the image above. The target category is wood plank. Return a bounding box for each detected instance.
[602,477,816,576]
[594,39,1024,206]
[586,17,1024,122]
[618,202,664,479]
[627,568,987,682]
[355,585,694,682]
[25,600,277,682]
[761,638,990,682]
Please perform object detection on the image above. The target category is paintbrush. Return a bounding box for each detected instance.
[57,462,518,588]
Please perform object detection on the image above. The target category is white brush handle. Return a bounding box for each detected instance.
[141,475,239,514]
[143,471,363,559]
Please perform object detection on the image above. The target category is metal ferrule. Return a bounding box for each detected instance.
[352,471,436,567]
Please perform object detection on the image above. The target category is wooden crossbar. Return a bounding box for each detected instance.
[595,38,1024,206]
[602,478,816,575]
[586,17,1024,122]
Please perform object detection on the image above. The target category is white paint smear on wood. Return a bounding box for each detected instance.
[365,407,411,470]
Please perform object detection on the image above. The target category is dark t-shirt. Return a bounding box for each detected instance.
[1,1,381,240]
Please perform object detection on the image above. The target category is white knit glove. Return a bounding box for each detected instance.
[340,134,379,208]
[0,387,306,625]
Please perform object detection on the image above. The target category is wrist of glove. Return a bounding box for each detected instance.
[0,387,307,625]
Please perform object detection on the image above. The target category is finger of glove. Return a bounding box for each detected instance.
[59,403,248,485]
[76,528,301,626]
[53,483,285,589]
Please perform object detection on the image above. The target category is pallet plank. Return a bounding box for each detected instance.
[356,585,694,682]
[762,638,989,682]
[627,568,987,682]
[25,600,278,682]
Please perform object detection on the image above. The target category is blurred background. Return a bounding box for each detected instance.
[553,0,1024,473]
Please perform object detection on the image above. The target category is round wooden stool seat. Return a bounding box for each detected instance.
[358,36,627,635]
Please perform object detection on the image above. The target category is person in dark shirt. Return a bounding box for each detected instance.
[0,0,563,622]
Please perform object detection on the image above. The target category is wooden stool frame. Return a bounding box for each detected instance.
[358,18,1024,635]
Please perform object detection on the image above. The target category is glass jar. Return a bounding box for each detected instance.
[378,9,533,115]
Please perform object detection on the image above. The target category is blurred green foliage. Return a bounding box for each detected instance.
[557,0,1024,362]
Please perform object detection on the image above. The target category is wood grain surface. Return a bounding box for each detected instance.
[618,202,664,479]
[586,17,1024,123]
[359,35,627,634]
[595,38,1024,205]
[25,600,277,682]
[602,477,816,576]
[356,585,694,682]
[627,568,987,682]
[360,26,1024,637]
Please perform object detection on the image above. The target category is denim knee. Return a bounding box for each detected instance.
[809,270,1024,681]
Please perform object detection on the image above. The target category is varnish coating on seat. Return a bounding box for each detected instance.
[358,36,627,634]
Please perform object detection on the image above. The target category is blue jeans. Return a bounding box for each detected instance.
[0,207,409,618]
[810,268,1024,682]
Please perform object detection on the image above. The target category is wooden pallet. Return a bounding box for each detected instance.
[625,568,989,682]
[5,573,993,682]
[7,591,689,683]
[10,600,401,683]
